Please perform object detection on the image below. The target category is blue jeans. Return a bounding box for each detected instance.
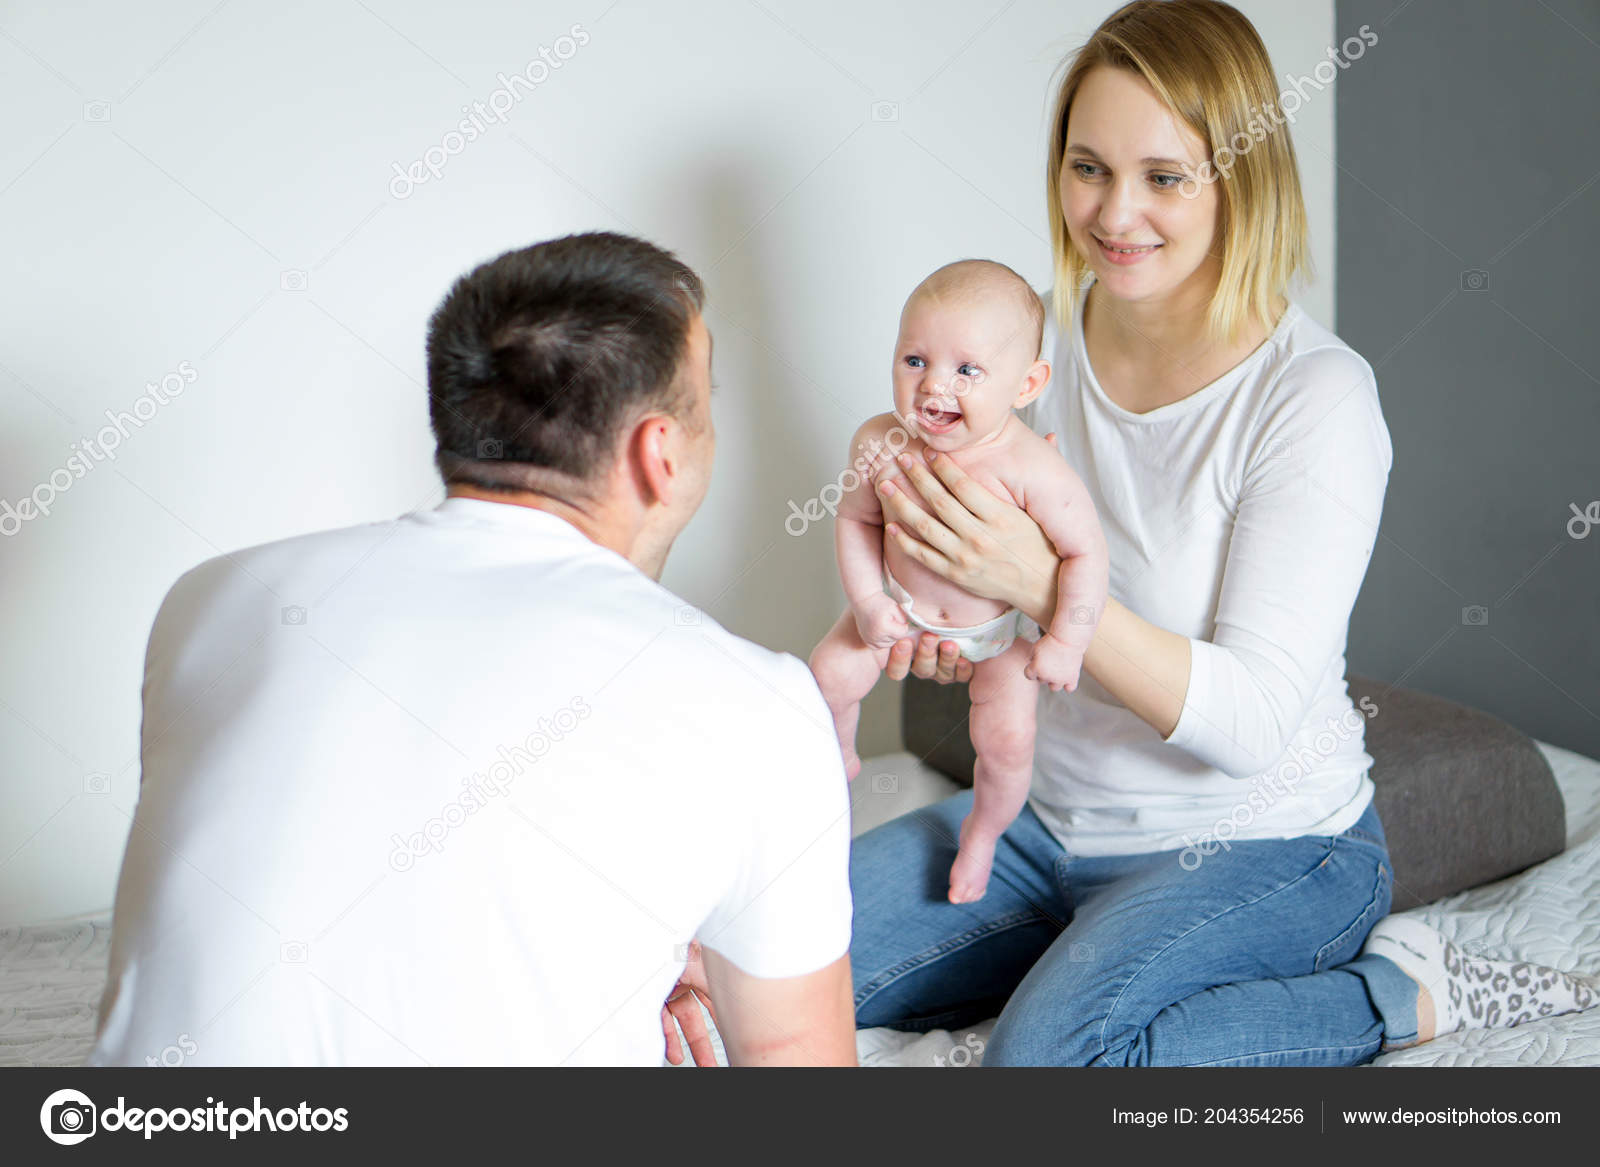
[850,791,1419,1066]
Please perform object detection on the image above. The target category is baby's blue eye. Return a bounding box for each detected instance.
[957,363,981,378]
[904,355,925,368]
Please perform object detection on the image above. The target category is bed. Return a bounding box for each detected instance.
[4,742,1597,1069]
[849,736,1600,1067]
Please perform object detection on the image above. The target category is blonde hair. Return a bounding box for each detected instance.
[1044,0,1311,344]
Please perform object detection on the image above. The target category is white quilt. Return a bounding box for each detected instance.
[3,742,1597,1068]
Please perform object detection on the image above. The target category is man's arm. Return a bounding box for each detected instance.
[701,947,857,1066]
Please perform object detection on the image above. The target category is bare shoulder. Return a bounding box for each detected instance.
[850,411,908,448]
[846,412,913,480]
[982,418,1086,508]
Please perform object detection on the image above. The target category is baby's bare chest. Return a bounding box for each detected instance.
[872,438,1026,514]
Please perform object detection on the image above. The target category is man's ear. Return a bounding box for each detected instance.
[1012,358,1052,410]
[627,412,677,507]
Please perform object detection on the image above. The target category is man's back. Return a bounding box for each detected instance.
[89,497,851,1066]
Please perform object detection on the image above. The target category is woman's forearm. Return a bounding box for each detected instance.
[1081,597,1191,740]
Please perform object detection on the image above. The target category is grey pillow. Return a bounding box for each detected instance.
[900,673,1565,910]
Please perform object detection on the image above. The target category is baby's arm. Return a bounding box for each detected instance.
[835,416,910,649]
[1012,441,1109,692]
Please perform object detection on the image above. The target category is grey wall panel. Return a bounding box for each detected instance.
[1337,0,1599,757]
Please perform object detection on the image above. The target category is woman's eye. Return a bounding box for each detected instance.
[1072,162,1100,179]
[957,364,982,378]
[904,355,925,368]
[1151,173,1184,189]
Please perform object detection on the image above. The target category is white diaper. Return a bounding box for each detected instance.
[882,566,1025,663]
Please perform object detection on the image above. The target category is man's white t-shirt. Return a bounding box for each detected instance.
[87,497,852,1066]
[1021,280,1394,856]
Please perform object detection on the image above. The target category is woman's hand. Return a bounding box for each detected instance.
[876,444,1062,626]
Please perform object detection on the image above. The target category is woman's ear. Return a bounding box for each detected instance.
[1012,359,1052,410]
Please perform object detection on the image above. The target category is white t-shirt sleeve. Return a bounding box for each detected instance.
[695,656,853,978]
[1164,350,1393,778]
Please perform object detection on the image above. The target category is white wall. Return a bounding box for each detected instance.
[0,0,1336,924]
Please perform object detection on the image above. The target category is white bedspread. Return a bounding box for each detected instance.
[3,742,1597,1067]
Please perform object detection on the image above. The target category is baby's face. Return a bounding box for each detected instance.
[891,293,1038,452]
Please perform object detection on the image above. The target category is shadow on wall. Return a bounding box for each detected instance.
[666,152,902,757]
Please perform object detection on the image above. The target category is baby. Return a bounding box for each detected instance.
[808,259,1108,903]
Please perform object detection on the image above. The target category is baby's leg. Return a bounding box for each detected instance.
[807,610,891,781]
[949,638,1038,903]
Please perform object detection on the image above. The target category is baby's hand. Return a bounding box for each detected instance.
[852,593,911,650]
[1024,632,1084,693]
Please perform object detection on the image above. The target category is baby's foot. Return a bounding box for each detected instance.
[1364,916,1598,1042]
[948,819,998,904]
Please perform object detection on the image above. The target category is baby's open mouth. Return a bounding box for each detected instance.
[918,402,961,428]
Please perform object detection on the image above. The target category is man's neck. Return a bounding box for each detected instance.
[445,484,655,573]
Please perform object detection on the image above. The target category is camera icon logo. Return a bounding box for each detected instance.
[40,1088,97,1145]
[1461,605,1489,627]
[1068,604,1097,625]
[673,942,692,962]
[871,100,899,122]
[280,940,308,963]
[1068,941,1096,962]
[1264,437,1292,461]
[870,773,899,794]
[477,439,504,459]
[83,772,110,795]
[280,269,308,292]
[281,605,308,626]
[674,605,700,627]
[1460,269,1489,291]
[83,101,111,123]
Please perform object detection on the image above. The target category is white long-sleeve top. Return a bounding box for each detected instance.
[1020,280,1393,856]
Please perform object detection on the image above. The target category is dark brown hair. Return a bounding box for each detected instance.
[426,231,705,490]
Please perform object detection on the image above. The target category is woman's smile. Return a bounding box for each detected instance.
[1092,232,1164,265]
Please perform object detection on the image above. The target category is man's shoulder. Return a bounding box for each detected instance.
[669,606,821,706]
[161,516,409,612]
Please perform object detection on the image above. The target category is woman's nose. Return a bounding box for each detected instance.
[1097,178,1145,233]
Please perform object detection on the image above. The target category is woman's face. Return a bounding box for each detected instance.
[1058,66,1222,307]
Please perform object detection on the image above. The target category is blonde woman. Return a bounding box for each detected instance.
[850,0,1595,1065]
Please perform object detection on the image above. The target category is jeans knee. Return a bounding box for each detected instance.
[983,1001,1106,1067]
